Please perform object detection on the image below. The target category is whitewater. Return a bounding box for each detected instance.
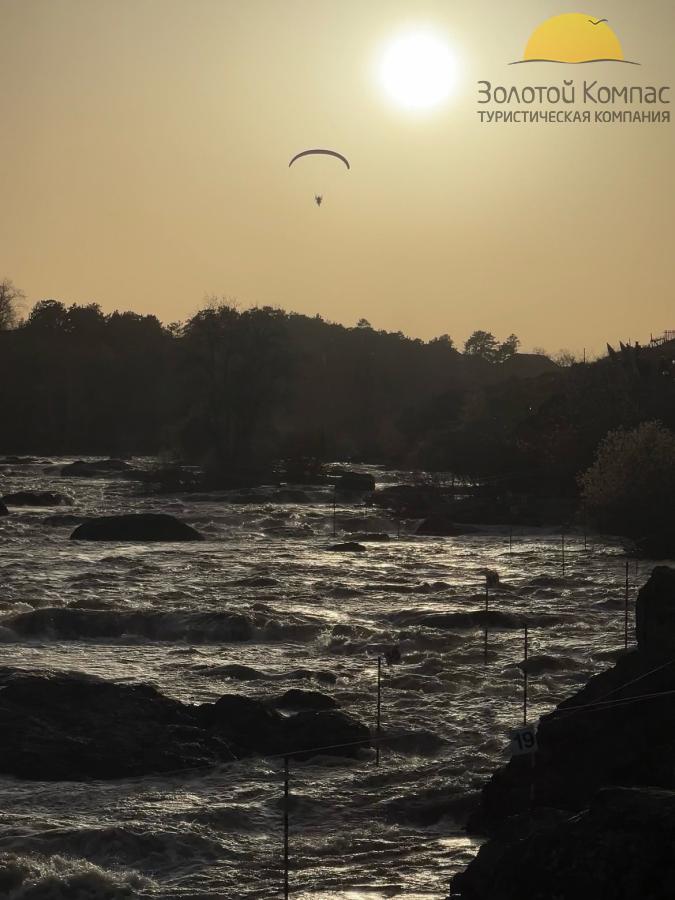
[0,458,646,898]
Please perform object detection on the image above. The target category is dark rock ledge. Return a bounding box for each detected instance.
[452,566,675,899]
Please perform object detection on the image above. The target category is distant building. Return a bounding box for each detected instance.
[649,330,675,346]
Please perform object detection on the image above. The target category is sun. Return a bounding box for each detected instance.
[378,29,459,111]
[521,13,624,63]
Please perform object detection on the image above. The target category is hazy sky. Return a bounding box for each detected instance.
[1,0,673,353]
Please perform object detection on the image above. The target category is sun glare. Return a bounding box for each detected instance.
[378,29,459,111]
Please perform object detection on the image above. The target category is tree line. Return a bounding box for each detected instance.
[1,284,674,511]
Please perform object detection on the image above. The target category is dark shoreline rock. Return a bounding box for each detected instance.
[466,566,675,836]
[70,513,203,542]
[452,788,675,899]
[453,565,675,898]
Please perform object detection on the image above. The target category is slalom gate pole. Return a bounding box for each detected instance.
[283,756,289,899]
[583,502,588,551]
[375,656,382,766]
[523,625,529,726]
[483,575,489,664]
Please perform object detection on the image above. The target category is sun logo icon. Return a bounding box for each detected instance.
[511,13,639,65]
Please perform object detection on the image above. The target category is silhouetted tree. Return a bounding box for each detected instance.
[464,331,520,364]
[0,279,24,330]
[3,296,672,509]
[580,421,675,535]
[464,330,498,360]
[179,303,291,480]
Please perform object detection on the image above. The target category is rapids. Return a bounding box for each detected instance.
[0,458,648,898]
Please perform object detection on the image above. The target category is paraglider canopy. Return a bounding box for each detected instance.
[289,149,350,169]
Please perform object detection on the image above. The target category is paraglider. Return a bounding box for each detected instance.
[289,149,350,170]
[289,148,350,206]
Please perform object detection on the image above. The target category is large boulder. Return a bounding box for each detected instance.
[452,788,675,900]
[197,695,369,760]
[2,491,73,507]
[270,689,338,712]
[0,668,222,780]
[197,694,285,756]
[70,513,203,542]
[335,472,376,493]
[0,669,371,780]
[61,458,134,477]
[3,607,253,642]
[636,565,675,656]
[373,483,454,517]
[327,542,367,553]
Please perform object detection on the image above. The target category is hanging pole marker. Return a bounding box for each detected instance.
[283,756,289,899]
[332,487,337,538]
[561,532,566,576]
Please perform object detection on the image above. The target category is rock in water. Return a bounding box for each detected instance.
[0,499,7,516]
[335,472,376,493]
[2,491,73,507]
[635,565,675,656]
[0,669,371,780]
[70,513,203,542]
[0,668,222,780]
[283,709,370,760]
[198,694,285,756]
[61,458,134,477]
[271,689,338,711]
[327,542,367,553]
[452,788,675,900]
[415,516,480,536]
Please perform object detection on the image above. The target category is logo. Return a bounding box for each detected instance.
[511,13,639,66]
[476,11,670,125]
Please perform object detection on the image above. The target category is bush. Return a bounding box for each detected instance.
[579,421,675,536]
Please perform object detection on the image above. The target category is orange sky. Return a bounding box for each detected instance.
[1,0,673,354]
